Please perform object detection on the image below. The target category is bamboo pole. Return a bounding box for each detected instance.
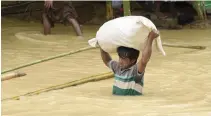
[123,0,131,16]
[106,1,113,20]
[1,72,26,81]
[202,1,207,21]
[1,37,206,75]
[1,46,96,74]
[1,43,205,75]
[192,1,204,21]
[162,43,206,50]
[2,72,113,101]
[141,22,206,50]
[1,43,206,100]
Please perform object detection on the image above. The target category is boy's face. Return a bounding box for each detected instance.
[118,57,136,69]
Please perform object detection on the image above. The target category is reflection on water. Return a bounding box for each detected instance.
[2,17,211,116]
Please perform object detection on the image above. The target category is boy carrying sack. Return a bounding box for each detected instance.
[88,16,165,95]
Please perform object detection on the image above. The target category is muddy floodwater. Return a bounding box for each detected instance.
[1,17,211,116]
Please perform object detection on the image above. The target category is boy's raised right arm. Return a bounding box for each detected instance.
[100,47,112,67]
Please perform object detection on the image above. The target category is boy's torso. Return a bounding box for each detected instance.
[108,61,144,95]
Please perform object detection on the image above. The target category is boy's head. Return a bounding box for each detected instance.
[117,46,140,69]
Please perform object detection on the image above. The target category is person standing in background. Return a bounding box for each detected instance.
[42,0,83,38]
[112,0,123,18]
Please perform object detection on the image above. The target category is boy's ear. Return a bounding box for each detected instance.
[131,59,136,64]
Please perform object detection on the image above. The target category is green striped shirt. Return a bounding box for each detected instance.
[108,60,144,95]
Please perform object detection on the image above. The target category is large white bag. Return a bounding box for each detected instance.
[88,16,166,56]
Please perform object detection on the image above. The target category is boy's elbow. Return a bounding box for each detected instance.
[138,59,147,73]
[105,59,111,65]
[141,58,148,66]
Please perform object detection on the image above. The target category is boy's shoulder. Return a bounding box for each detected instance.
[108,60,139,75]
[108,60,138,69]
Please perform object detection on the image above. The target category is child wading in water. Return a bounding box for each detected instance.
[100,30,159,95]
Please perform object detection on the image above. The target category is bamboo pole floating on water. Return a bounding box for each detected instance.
[2,72,113,101]
[123,0,131,16]
[202,1,207,21]
[106,1,113,20]
[1,72,26,81]
[1,46,96,74]
[162,43,206,50]
[141,22,207,50]
[0,44,206,100]
[192,1,205,21]
[1,43,206,75]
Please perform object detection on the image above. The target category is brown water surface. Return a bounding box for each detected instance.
[2,17,211,116]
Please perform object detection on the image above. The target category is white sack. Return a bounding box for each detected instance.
[88,16,166,56]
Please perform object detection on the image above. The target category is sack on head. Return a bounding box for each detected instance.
[88,16,166,56]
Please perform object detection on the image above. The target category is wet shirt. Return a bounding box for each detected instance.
[108,60,144,95]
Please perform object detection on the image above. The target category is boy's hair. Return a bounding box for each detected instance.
[117,46,140,61]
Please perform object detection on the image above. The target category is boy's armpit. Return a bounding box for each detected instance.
[107,60,119,73]
[133,64,145,77]
[137,71,144,77]
[135,71,144,83]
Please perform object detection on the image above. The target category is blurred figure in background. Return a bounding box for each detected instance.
[42,0,83,38]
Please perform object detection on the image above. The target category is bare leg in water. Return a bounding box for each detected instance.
[67,18,83,39]
[42,13,51,35]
